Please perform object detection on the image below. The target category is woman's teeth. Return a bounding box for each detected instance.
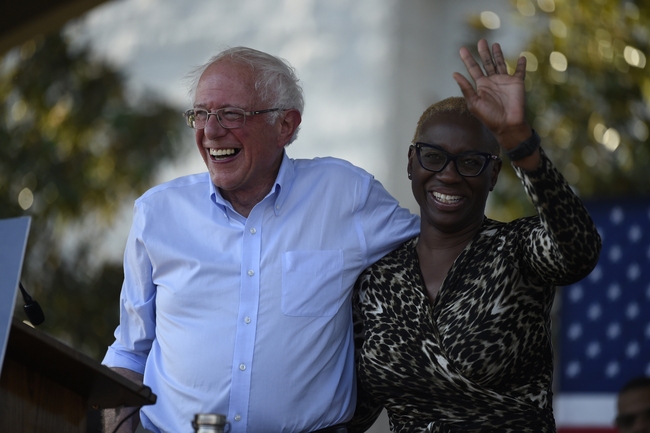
[433,192,462,204]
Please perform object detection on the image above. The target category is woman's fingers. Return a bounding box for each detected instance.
[491,43,509,75]
[452,71,476,101]
[514,55,527,81]
[459,46,485,82]
[477,39,498,76]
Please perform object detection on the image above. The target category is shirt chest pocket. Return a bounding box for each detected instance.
[281,250,345,317]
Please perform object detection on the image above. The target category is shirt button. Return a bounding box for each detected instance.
[247,270,254,276]
[276,205,280,210]
[244,317,251,324]
[250,228,256,234]
[239,364,246,371]
[234,415,241,422]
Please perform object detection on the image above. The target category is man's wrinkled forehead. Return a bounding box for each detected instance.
[194,60,258,107]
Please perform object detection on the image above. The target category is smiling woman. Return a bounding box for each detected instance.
[409,110,501,240]
[349,40,602,433]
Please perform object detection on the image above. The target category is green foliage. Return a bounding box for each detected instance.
[468,0,649,221]
[517,0,650,198]
[1,33,185,359]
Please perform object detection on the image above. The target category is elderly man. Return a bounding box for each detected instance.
[616,376,650,433]
[102,47,419,433]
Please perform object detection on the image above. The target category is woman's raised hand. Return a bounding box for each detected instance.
[452,39,528,142]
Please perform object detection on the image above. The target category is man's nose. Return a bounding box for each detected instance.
[203,114,228,138]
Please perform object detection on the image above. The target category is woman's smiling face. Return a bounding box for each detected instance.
[408,113,501,234]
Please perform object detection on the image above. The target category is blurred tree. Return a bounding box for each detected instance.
[469,0,649,221]
[0,32,185,359]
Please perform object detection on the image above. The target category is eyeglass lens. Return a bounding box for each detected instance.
[418,146,489,176]
[186,108,247,129]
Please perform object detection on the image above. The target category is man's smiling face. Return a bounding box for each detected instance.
[193,59,286,205]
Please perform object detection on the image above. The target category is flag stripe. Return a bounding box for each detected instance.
[555,199,650,430]
[554,394,615,424]
[557,429,615,433]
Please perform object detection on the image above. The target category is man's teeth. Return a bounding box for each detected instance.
[433,192,462,204]
[209,148,236,157]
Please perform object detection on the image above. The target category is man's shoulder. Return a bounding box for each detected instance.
[292,156,373,179]
[137,172,210,203]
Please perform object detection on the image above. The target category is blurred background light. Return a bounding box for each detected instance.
[537,0,555,13]
[602,127,621,151]
[549,51,568,71]
[516,0,536,16]
[549,18,567,38]
[18,187,34,210]
[521,51,538,71]
[480,11,501,30]
[624,45,646,68]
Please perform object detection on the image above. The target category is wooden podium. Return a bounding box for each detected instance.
[0,318,156,432]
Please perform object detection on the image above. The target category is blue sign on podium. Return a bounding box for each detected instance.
[0,216,31,371]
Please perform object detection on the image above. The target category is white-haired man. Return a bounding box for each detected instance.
[102,47,419,433]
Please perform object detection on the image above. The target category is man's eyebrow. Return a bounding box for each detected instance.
[192,104,243,110]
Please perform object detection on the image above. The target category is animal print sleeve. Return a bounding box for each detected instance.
[349,271,386,432]
[512,147,602,285]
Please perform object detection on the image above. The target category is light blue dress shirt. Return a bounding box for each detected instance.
[102,152,419,433]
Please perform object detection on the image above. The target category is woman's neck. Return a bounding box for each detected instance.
[416,218,483,303]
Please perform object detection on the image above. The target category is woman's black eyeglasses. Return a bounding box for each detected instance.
[414,142,500,177]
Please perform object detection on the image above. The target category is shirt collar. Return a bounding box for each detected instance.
[209,151,295,217]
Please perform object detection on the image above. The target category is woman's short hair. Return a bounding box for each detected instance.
[187,47,304,144]
[412,96,499,155]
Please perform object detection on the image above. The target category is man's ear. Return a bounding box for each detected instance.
[278,109,302,147]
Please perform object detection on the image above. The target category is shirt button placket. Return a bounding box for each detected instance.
[233,217,261,429]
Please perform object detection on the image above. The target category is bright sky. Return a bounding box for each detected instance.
[66,0,398,180]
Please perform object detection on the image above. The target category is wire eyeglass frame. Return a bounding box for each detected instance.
[183,107,281,129]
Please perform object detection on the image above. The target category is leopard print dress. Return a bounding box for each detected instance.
[350,149,602,433]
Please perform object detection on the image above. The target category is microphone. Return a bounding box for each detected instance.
[19,282,45,326]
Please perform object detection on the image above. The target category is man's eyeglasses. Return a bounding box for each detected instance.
[183,107,281,130]
[414,142,500,177]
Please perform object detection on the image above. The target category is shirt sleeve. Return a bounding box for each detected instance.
[356,177,420,269]
[102,200,157,373]
[512,147,602,286]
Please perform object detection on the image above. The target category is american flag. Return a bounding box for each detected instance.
[554,198,650,432]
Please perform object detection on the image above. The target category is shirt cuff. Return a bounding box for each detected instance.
[102,346,147,374]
